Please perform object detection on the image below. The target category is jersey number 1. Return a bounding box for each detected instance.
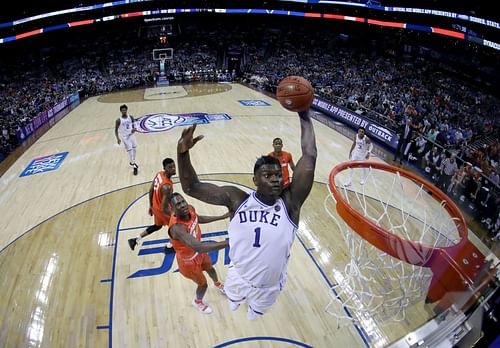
[253,227,262,248]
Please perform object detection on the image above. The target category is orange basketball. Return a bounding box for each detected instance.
[276,76,314,112]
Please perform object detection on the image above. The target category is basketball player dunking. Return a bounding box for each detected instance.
[176,110,317,320]
[115,104,139,175]
[344,127,373,186]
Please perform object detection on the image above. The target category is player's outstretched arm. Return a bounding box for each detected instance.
[198,211,231,224]
[177,125,247,209]
[289,110,317,208]
[170,224,228,253]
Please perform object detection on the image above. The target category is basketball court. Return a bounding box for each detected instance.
[0,82,497,347]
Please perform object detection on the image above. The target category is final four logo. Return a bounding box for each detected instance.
[136,112,231,133]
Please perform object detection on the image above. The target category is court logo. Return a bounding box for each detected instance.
[136,112,231,133]
[20,152,69,177]
[238,100,271,106]
[128,231,230,279]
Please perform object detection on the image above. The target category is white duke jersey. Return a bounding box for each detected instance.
[228,192,297,288]
[118,115,134,139]
[351,134,369,160]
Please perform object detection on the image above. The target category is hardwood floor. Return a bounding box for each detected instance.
[0,83,497,348]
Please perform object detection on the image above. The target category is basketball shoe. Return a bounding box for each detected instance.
[247,306,258,321]
[128,238,138,250]
[228,300,240,311]
[192,298,213,314]
[163,242,175,254]
[214,281,225,295]
[130,163,138,175]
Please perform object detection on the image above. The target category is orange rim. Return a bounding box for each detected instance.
[328,160,468,266]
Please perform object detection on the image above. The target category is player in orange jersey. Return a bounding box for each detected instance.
[128,158,176,252]
[268,137,295,188]
[168,192,229,314]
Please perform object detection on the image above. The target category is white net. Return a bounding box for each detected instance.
[324,163,461,327]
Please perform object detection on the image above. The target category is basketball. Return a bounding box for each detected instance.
[276,76,314,112]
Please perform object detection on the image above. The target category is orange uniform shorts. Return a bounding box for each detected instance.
[177,253,213,286]
[153,208,170,226]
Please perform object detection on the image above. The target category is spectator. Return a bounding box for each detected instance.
[424,146,442,180]
[394,116,419,164]
[426,126,439,143]
[448,163,470,196]
[489,169,499,187]
[464,167,483,203]
[438,153,458,191]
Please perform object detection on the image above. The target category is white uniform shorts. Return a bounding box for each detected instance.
[350,151,368,161]
[121,134,137,152]
[224,266,283,315]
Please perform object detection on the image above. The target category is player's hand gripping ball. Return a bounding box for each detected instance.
[276,76,314,112]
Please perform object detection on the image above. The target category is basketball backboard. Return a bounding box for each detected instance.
[152,48,173,61]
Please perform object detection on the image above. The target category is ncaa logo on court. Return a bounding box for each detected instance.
[136,112,231,133]
[20,151,69,177]
[239,100,271,106]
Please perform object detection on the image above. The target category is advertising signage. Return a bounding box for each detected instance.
[311,96,399,149]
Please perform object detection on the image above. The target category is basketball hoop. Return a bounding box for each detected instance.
[152,48,173,61]
[324,160,487,327]
[152,49,173,86]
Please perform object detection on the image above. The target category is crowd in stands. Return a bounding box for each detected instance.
[0,22,241,159]
[243,31,499,160]
[239,24,500,239]
[1,19,499,240]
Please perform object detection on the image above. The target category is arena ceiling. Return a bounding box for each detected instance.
[2,0,495,23]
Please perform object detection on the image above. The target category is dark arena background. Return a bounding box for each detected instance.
[1,1,499,348]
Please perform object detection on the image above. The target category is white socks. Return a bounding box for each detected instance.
[131,148,136,163]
